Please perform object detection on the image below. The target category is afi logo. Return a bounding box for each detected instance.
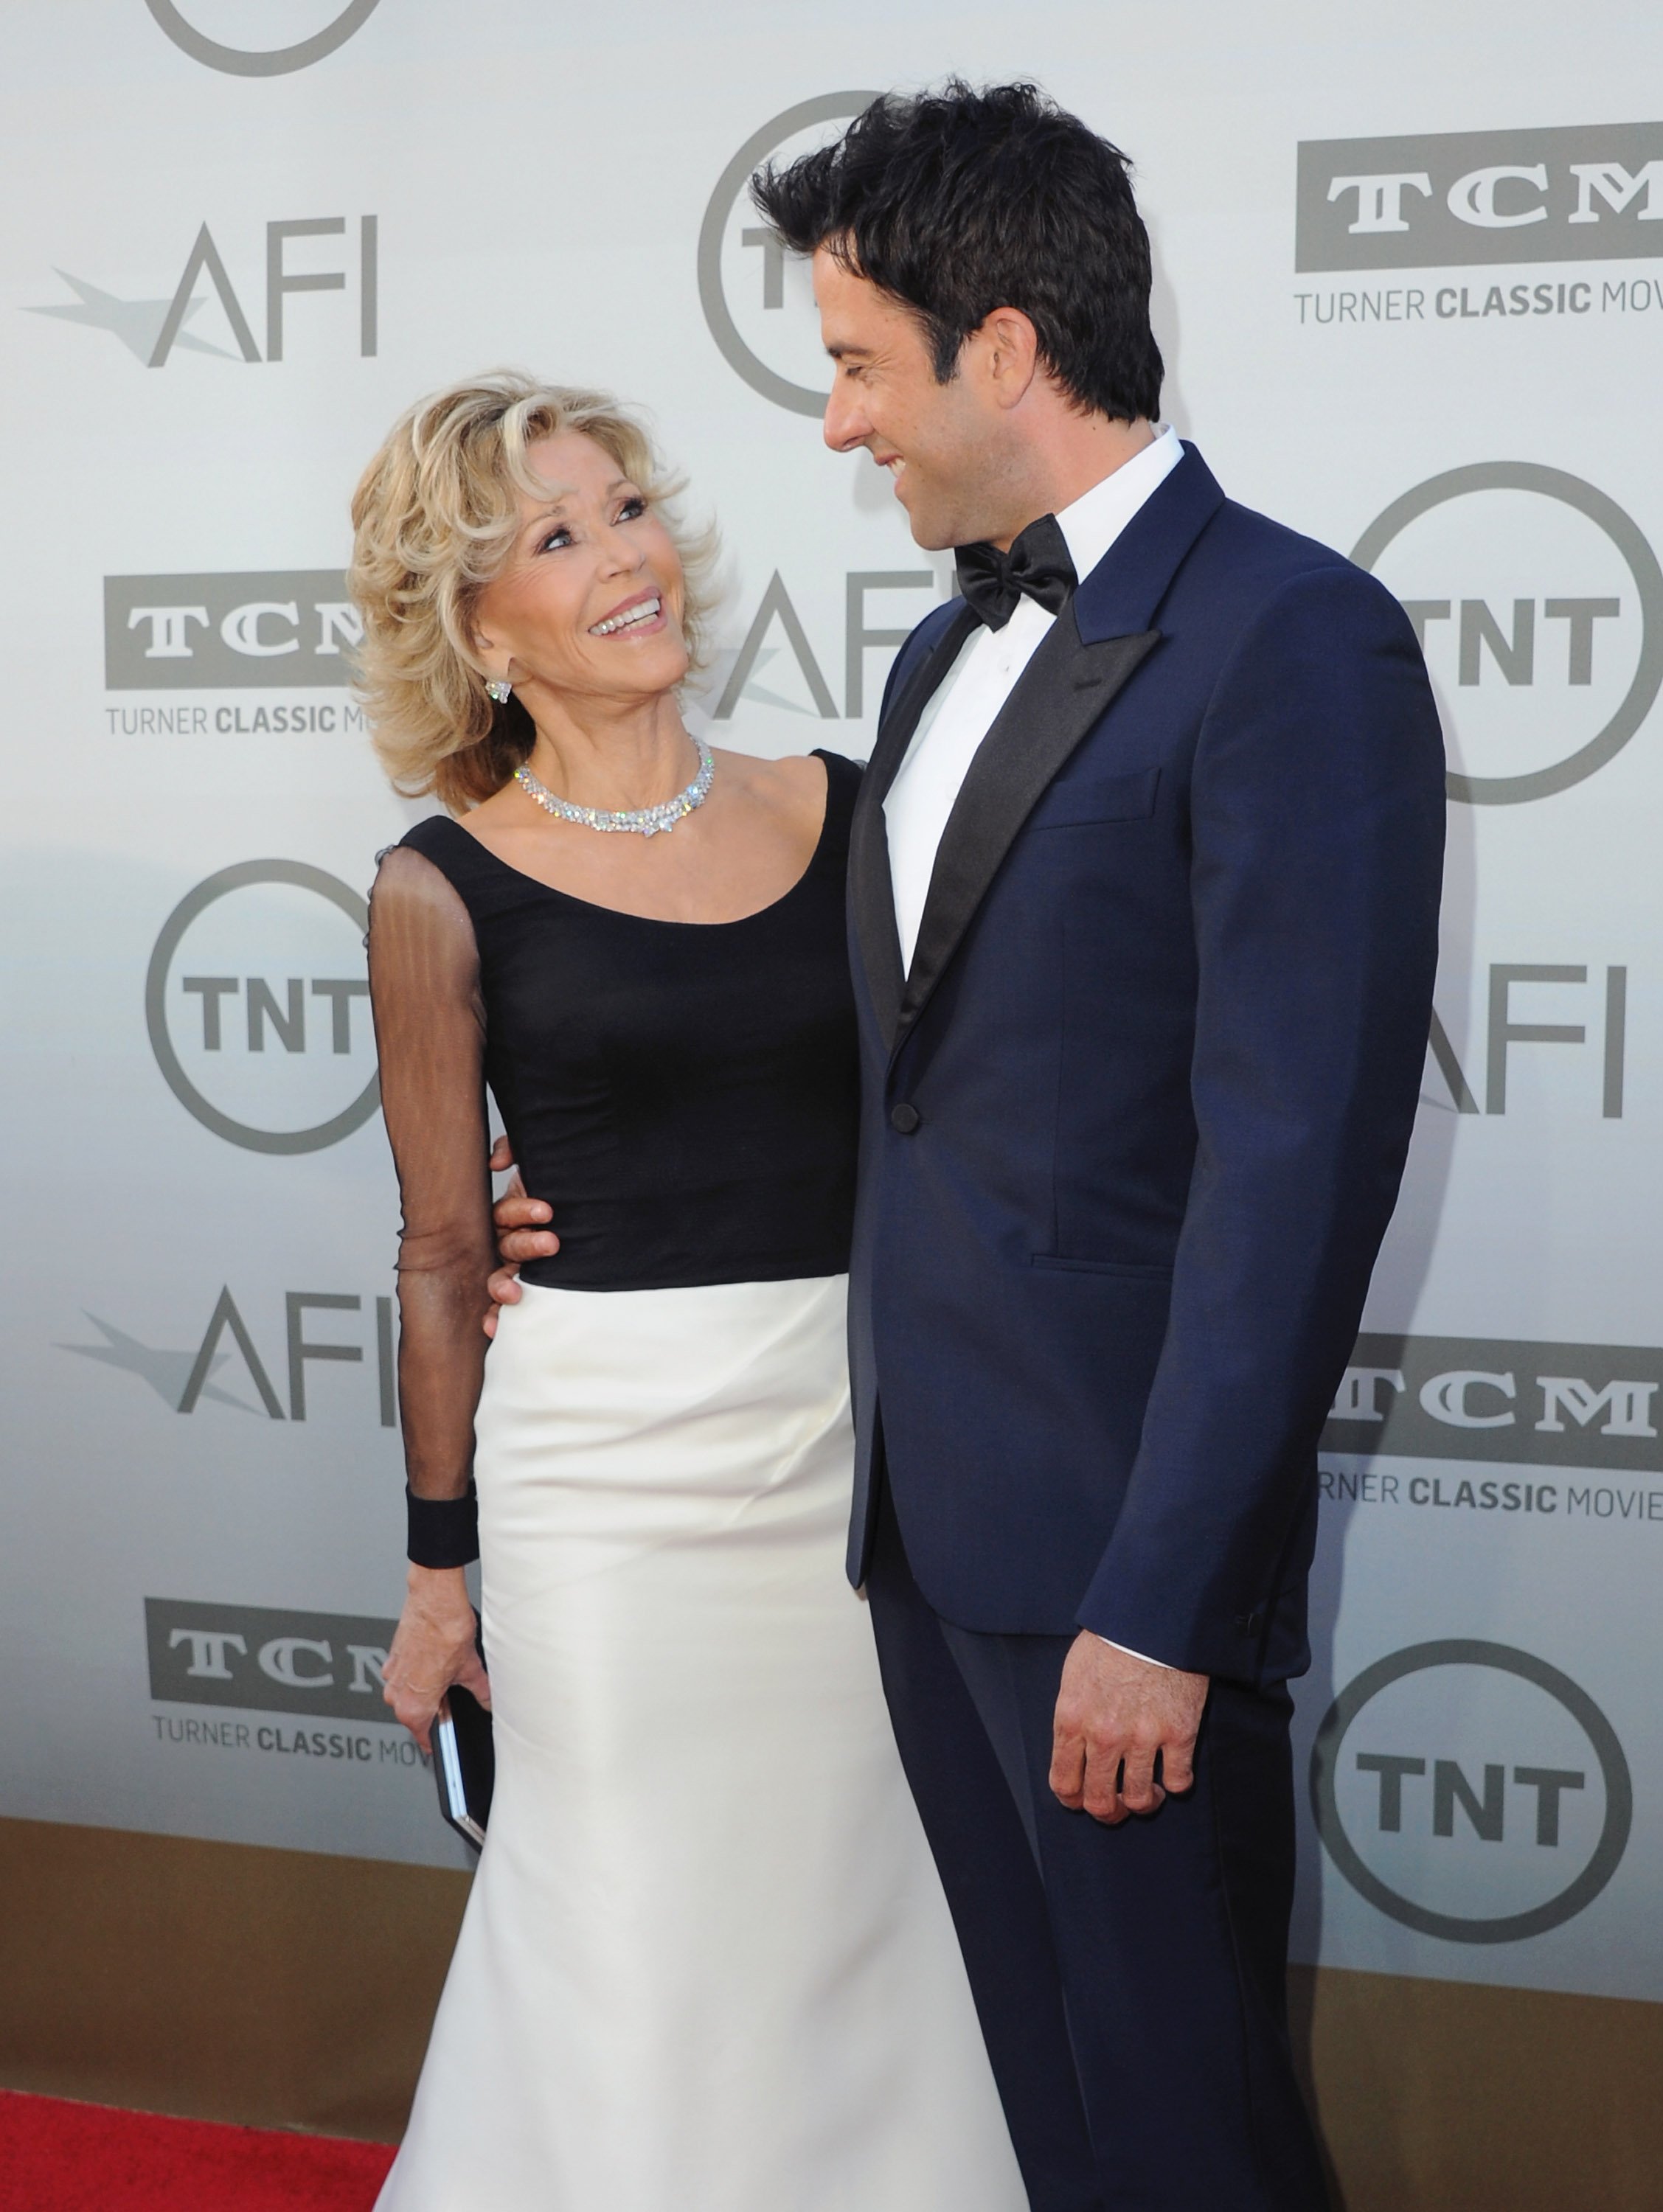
[27,217,378,365]
[711,568,948,724]
[1424,959,1628,1120]
[60,1284,396,1427]
[1311,1642,1631,1942]
[1297,123,1663,273]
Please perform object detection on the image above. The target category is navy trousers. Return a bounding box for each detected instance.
[865,1484,1330,2212]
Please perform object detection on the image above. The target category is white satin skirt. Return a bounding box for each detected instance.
[377,1275,1024,2212]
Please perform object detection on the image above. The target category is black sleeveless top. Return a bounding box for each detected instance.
[399,751,861,1293]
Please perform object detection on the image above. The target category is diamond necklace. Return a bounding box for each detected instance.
[513,737,715,838]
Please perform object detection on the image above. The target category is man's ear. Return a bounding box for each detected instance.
[976,306,1041,410]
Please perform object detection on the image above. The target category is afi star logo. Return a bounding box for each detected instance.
[27,216,378,364]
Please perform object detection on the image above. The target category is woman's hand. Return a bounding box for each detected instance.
[381,1564,492,1753]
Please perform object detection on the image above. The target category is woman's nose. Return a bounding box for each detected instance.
[597,521,648,572]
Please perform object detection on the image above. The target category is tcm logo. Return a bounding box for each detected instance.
[1311,1642,1631,1942]
[1324,1333,1663,1473]
[1353,465,1663,805]
[59,1283,395,1427]
[1297,122,1663,273]
[698,93,878,416]
[106,571,358,691]
[145,0,382,78]
[147,1599,397,1724]
[145,860,378,1154]
[27,215,377,365]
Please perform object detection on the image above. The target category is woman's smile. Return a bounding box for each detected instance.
[589,588,665,639]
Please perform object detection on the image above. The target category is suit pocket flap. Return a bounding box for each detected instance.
[1028,766,1161,830]
[1030,1253,1173,1279]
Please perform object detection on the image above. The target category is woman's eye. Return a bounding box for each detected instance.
[618,495,648,521]
[537,525,573,553]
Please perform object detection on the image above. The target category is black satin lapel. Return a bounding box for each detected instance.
[895,613,1162,1052]
[850,604,979,1049]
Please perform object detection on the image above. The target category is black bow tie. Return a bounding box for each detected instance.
[954,514,1078,632]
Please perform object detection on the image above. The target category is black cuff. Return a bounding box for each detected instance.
[406,1484,479,1568]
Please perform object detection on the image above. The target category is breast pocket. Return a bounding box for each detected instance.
[1027,766,1162,830]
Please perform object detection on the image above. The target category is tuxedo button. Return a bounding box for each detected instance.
[890,1103,921,1134]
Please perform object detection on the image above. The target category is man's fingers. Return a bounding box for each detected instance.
[493,1193,552,1229]
[484,1264,520,1340]
[1049,1721,1087,1809]
[1159,1740,1196,1798]
[1119,1740,1167,1818]
[1081,1737,1129,1824]
[487,1133,515,1173]
[498,1228,558,1264]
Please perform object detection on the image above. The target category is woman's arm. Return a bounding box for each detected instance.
[366,844,496,1747]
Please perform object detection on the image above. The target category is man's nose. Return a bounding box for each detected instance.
[822,377,869,454]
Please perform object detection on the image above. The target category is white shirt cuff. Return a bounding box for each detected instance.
[1094,1633,1176,1672]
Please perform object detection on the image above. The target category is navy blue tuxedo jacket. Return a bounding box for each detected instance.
[844,445,1445,1687]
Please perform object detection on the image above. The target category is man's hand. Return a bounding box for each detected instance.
[485,1133,558,1338]
[381,1564,491,1754]
[1049,1633,1209,1825]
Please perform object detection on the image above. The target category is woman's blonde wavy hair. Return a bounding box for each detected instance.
[350,372,716,810]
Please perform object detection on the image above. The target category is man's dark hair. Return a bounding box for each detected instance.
[751,81,1163,423]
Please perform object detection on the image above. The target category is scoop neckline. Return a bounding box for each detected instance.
[440,749,841,929]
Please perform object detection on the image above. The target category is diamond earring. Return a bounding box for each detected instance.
[485,677,513,705]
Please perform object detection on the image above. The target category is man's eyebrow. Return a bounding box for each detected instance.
[824,341,872,361]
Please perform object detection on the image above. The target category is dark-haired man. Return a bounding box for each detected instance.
[748,83,1443,2212]
[491,80,1442,2212]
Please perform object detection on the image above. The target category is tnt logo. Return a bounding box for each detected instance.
[698,93,878,416]
[145,861,379,1153]
[1311,1641,1631,1941]
[1353,464,1663,804]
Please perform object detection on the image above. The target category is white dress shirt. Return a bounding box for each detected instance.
[884,424,1184,971]
[883,424,1187,1671]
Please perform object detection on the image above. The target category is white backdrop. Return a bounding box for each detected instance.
[2,0,1661,1997]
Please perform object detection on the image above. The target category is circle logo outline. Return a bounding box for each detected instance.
[697,92,880,417]
[144,0,381,77]
[1310,1637,1632,1944]
[1351,462,1663,806]
[145,858,379,1155]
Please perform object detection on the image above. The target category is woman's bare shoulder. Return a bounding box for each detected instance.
[710,745,830,818]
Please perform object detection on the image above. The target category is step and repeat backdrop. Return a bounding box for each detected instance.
[2,1,1661,1995]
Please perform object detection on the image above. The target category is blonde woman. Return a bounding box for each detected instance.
[354,375,1023,2212]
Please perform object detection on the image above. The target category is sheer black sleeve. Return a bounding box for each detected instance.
[367,844,493,1502]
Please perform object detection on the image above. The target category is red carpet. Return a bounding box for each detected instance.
[0,2091,396,2211]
